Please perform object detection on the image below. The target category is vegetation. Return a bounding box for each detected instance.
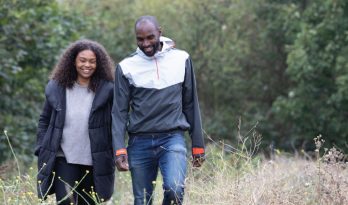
[1,0,348,203]
[0,127,347,204]
[2,0,348,165]
[1,0,348,164]
[0,0,86,163]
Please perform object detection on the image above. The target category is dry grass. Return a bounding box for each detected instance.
[181,132,347,205]
[184,152,347,205]
[1,130,347,204]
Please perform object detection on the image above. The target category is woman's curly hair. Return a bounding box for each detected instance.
[50,39,114,92]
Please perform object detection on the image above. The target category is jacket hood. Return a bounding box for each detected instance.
[136,36,175,59]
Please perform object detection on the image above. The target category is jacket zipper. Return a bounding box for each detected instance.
[154,57,159,80]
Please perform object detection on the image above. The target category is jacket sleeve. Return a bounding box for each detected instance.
[112,65,131,156]
[182,57,205,155]
[35,92,53,156]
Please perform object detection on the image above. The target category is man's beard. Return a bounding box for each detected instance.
[142,41,161,57]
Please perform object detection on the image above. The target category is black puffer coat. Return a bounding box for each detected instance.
[35,80,115,201]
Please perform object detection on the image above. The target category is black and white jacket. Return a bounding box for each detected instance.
[112,37,205,155]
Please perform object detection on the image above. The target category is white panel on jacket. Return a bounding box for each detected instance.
[120,49,189,90]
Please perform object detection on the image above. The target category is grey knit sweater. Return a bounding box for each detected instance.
[58,82,95,165]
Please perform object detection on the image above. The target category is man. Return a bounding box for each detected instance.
[112,15,205,205]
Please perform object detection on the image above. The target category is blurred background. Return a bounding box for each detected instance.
[1,0,348,165]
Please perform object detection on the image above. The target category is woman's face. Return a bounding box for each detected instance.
[75,49,97,84]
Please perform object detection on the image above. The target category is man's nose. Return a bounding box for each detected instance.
[143,40,150,47]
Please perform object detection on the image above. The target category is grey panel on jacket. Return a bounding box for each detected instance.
[128,83,190,133]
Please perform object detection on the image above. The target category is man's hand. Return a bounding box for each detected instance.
[192,154,205,167]
[115,154,129,171]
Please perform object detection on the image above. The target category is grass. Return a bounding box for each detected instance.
[0,129,347,205]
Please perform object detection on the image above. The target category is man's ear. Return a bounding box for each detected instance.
[158,27,162,35]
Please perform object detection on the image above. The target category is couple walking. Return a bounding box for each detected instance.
[35,15,205,205]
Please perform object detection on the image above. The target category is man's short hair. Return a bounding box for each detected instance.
[135,15,160,30]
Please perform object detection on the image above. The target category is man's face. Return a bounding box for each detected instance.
[135,22,161,57]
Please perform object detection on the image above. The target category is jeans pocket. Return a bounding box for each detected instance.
[162,138,187,156]
[167,144,187,155]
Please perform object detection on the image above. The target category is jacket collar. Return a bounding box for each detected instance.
[48,80,110,113]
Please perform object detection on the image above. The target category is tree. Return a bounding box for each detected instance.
[273,0,348,150]
[0,0,86,163]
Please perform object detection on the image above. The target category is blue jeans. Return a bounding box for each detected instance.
[127,132,187,205]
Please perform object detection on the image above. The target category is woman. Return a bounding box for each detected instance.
[35,39,115,204]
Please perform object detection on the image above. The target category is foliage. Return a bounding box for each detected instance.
[2,0,348,164]
[0,0,86,163]
[273,0,348,150]
[64,0,295,143]
[61,0,136,62]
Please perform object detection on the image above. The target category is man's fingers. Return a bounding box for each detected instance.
[120,160,129,170]
[117,166,128,171]
[115,156,129,171]
[116,163,129,171]
[192,156,205,167]
[193,160,202,167]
